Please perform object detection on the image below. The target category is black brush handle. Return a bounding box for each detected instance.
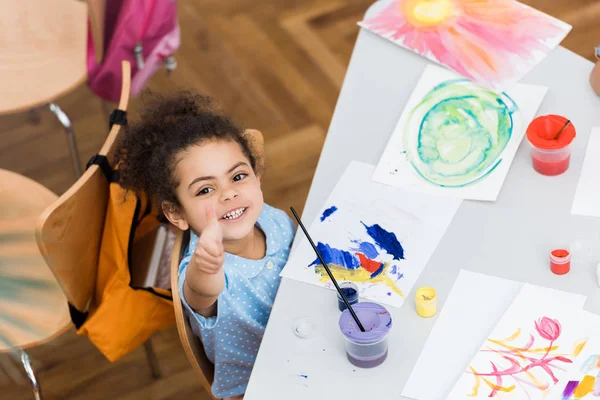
[290,207,365,332]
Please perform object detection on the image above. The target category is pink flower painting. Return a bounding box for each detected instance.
[358,0,572,92]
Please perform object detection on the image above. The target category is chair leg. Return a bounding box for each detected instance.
[47,102,83,178]
[143,339,161,379]
[20,351,43,400]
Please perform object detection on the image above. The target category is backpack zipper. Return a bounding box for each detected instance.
[133,0,158,70]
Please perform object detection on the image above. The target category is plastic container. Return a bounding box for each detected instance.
[337,282,359,311]
[338,302,392,368]
[526,115,576,176]
[550,249,571,275]
[415,287,437,318]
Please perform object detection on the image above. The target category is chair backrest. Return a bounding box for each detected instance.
[170,229,216,397]
[87,0,106,63]
[35,61,131,312]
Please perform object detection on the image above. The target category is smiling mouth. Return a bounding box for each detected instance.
[221,207,247,220]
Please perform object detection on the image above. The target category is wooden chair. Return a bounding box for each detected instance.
[2,0,88,178]
[35,61,163,377]
[170,229,216,397]
[0,169,72,400]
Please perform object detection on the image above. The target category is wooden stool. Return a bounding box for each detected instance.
[1,0,88,178]
[0,169,71,400]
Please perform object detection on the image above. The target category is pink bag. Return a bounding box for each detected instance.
[87,0,180,102]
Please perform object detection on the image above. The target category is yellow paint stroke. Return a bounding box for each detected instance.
[481,377,515,393]
[315,262,405,297]
[574,339,587,356]
[499,329,521,342]
[488,338,557,355]
[573,375,595,397]
[468,366,481,397]
[523,369,547,390]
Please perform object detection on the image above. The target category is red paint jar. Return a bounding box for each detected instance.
[549,249,571,275]
[526,115,576,176]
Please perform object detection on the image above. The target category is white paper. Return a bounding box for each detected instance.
[546,331,600,399]
[446,284,596,400]
[401,270,587,400]
[373,64,548,201]
[571,128,600,217]
[280,160,462,309]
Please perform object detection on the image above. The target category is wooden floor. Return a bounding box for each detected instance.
[2,0,599,398]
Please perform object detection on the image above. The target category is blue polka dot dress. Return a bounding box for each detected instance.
[178,204,296,398]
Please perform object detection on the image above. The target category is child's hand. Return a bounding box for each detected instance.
[193,207,224,275]
[184,207,225,308]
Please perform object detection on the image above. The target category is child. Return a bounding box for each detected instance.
[116,91,296,399]
[591,45,600,96]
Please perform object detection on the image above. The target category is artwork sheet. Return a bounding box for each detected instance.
[372,64,548,201]
[358,0,571,93]
[280,160,461,309]
[446,284,600,399]
[401,270,587,400]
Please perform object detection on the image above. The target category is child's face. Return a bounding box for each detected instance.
[169,140,263,241]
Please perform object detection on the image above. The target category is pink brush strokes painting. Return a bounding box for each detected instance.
[358,0,572,92]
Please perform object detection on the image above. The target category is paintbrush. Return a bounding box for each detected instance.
[290,206,366,332]
[553,119,571,140]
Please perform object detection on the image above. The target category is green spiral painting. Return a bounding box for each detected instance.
[403,79,518,187]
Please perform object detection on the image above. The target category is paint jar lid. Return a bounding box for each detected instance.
[550,249,571,264]
[526,115,576,150]
[339,302,392,344]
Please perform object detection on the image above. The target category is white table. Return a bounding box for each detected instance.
[245,2,600,399]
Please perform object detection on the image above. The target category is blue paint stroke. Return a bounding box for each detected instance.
[309,242,360,269]
[350,240,379,259]
[390,265,397,275]
[299,375,308,379]
[320,206,338,222]
[361,222,405,261]
[387,292,392,296]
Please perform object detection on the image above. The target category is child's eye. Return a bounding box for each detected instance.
[233,173,248,182]
[197,187,213,196]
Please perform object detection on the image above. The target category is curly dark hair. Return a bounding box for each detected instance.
[115,90,258,207]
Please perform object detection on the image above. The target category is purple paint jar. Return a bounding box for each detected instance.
[338,302,392,368]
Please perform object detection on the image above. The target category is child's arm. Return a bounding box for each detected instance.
[183,208,225,317]
[591,46,600,96]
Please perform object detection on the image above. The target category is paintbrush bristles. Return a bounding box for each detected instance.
[290,206,366,332]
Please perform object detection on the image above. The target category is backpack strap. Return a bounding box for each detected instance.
[86,154,119,183]
[109,109,128,129]
[68,302,88,329]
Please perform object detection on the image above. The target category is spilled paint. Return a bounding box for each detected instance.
[320,205,338,222]
[361,222,405,261]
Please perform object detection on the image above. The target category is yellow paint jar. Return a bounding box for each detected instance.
[415,287,437,318]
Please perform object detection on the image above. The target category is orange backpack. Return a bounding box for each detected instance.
[72,150,175,362]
